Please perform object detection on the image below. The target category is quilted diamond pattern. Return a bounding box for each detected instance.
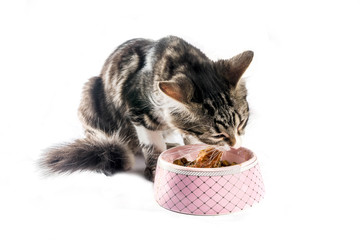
[154,163,265,215]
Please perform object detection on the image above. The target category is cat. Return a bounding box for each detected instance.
[41,36,253,181]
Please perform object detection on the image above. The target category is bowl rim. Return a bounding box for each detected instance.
[157,144,257,176]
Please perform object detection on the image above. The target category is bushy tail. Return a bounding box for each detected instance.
[40,138,134,176]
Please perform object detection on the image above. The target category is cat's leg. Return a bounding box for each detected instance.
[134,125,166,181]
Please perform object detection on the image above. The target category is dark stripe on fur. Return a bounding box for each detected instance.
[225,94,233,107]
[40,138,133,176]
[215,119,228,128]
[231,112,236,126]
[186,128,203,135]
[203,102,215,116]
[79,77,119,134]
[144,113,162,128]
[241,117,249,130]
[213,123,221,134]
[217,93,226,106]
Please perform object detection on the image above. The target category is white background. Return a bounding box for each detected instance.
[1,0,360,239]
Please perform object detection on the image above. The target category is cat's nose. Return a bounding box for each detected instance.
[229,135,242,149]
[228,136,236,147]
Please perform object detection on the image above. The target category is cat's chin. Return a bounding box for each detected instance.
[219,145,231,151]
[207,144,231,151]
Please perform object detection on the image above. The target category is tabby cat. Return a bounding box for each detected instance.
[41,36,253,181]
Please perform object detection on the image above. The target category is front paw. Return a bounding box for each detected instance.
[144,167,156,182]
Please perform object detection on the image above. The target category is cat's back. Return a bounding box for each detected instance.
[100,36,201,78]
[100,38,155,79]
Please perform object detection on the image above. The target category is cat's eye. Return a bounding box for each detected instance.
[211,133,228,139]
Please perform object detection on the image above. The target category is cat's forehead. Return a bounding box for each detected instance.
[202,94,232,115]
[204,92,231,106]
[202,92,248,117]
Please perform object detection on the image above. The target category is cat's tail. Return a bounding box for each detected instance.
[40,137,135,176]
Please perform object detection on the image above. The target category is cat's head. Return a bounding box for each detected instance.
[157,46,253,148]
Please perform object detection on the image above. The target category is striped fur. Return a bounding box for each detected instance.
[41,36,253,181]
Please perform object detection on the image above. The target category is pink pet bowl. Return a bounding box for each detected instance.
[154,144,265,215]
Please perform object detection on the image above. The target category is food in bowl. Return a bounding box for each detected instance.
[172,146,238,168]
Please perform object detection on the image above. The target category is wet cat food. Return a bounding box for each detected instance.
[172,157,189,166]
[172,147,238,168]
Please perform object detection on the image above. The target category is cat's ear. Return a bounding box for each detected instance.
[158,80,192,104]
[216,51,254,87]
